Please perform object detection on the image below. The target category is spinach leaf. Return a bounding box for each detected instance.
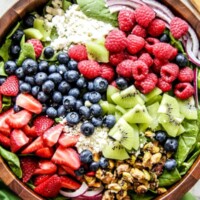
[128,191,155,200]
[158,168,181,187]
[0,146,22,178]
[169,32,185,53]
[62,0,72,11]
[77,0,118,27]
[50,26,59,40]
[0,62,8,77]
[1,96,12,112]
[0,39,12,62]
[6,22,21,39]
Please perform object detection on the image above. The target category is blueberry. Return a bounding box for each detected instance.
[68,88,80,98]
[23,14,35,28]
[87,82,94,91]
[63,95,76,110]
[31,86,40,97]
[90,104,102,117]
[83,92,90,101]
[164,159,177,171]
[89,162,100,171]
[13,105,21,113]
[42,80,55,94]
[91,117,103,127]
[67,60,78,70]
[88,91,101,103]
[52,91,63,103]
[46,107,57,118]
[10,45,21,58]
[79,106,90,119]
[103,115,116,128]
[64,70,79,83]
[99,157,109,169]
[116,77,128,90]
[58,81,71,94]
[42,104,48,114]
[66,112,80,125]
[75,100,83,111]
[81,122,94,136]
[48,72,63,84]
[155,130,167,143]
[164,138,178,152]
[19,80,24,85]
[0,77,6,85]
[57,105,66,117]
[35,72,48,85]
[25,76,35,86]
[75,167,85,176]
[15,67,24,79]
[48,64,57,74]
[57,64,68,75]
[57,52,69,64]
[93,77,108,93]
[175,53,188,67]
[76,77,87,88]
[4,61,17,75]
[37,91,49,103]
[12,29,24,43]
[22,58,38,75]
[38,61,49,72]
[80,150,93,164]
[19,83,31,93]
[44,47,54,59]
[159,33,170,43]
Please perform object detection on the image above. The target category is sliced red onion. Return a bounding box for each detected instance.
[73,194,103,200]
[153,8,171,25]
[193,68,199,107]
[60,182,88,198]
[82,186,104,197]
[106,0,144,5]
[188,26,199,57]
[198,51,200,60]
[106,0,141,9]
[108,5,132,13]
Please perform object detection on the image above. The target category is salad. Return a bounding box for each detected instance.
[0,0,200,199]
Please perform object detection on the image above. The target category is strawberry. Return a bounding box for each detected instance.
[10,129,29,153]
[58,166,68,176]
[20,156,38,183]
[0,75,19,96]
[148,19,166,37]
[86,171,96,177]
[0,133,10,148]
[58,133,79,148]
[100,64,115,83]
[34,160,57,175]
[27,39,43,58]
[62,165,76,177]
[33,115,54,136]
[34,174,61,198]
[43,124,63,147]
[68,45,88,61]
[35,147,54,158]
[52,146,81,170]
[0,94,2,111]
[16,93,42,114]
[116,59,135,78]
[6,110,32,129]
[34,175,51,186]
[60,176,81,190]
[22,124,37,137]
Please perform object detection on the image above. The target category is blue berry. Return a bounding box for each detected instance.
[68,88,80,98]
[52,91,63,103]
[57,64,68,75]
[22,58,38,75]
[164,138,178,152]
[37,91,49,103]
[67,60,78,70]
[46,107,57,118]
[155,130,167,143]
[93,77,108,93]
[15,67,24,79]
[91,117,103,127]
[48,65,57,74]
[10,45,21,58]
[87,82,94,91]
[48,72,62,84]
[81,122,94,136]
[31,86,40,97]
[25,76,35,86]
[116,77,128,90]
[66,112,80,125]
[79,106,90,119]
[44,47,54,59]
[63,95,76,110]
[88,91,101,103]
[23,14,35,28]
[80,150,93,164]
[38,61,49,72]
[103,115,116,128]
[164,159,177,171]
[75,167,85,176]
[35,72,48,85]
[12,29,24,43]
[58,81,71,94]
[89,162,100,171]
[75,100,83,111]
[159,33,170,43]
[83,92,90,101]
[0,77,6,85]
[99,157,108,169]
[4,61,17,75]
[175,53,188,67]
[57,52,69,64]
[64,70,79,83]
[19,83,31,93]
[13,105,22,113]
[57,105,66,117]
[76,77,87,88]
[42,80,55,94]
[90,104,102,117]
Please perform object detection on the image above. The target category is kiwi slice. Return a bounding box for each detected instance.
[146,95,162,106]
[99,100,116,114]
[107,85,119,104]
[115,111,122,121]
[147,102,160,130]
[116,105,126,114]
[111,85,144,109]
[177,125,185,136]
[143,87,162,103]
[95,37,106,45]
[24,28,43,40]
[102,141,130,160]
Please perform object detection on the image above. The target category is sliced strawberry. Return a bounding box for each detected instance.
[0,133,10,148]
[10,129,29,153]
[34,160,57,175]
[62,165,76,177]
[22,124,37,137]
[16,93,42,114]
[33,174,52,186]
[0,94,2,111]
[0,75,19,97]
[34,174,61,198]
[20,156,38,183]
[21,136,44,154]
[33,115,54,136]
[6,110,32,129]
[60,176,81,190]
[58,166,68,176]
[35,147,54,158]
[58,133,79,147]
[52,146,81,170]
[86,171,96,177]
[43,124,63,147]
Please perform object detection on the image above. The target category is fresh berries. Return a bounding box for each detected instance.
[132,60,149,81]
[174,82,194,99]
[148,19,166,37]
[109,52,127,66]
[118,10,135,32]
[105,29,127,53]
[68,45,88,61]
[100,64,115,83]
[138,53,153,68]
[0,133,10,148]
[131,25,147,38]
[116,59,134,78]
[170,17,189,39]
[78,60,101,79]
[27,39,43,58]
[152,58,168,74]
[157,78,172,92]
[178,67,194,82]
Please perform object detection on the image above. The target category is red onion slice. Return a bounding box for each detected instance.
[82,186,104,197]
[153,8,171,25]
[106,0,141,9]
[188,26,199,57]
[198,51,200,60]
[109,5,132,13]
[60,182,88,198]
[193,68,199,107]
[73,194,103,200]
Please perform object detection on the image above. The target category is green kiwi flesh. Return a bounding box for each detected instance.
[24,28,43,40]
[107,85,119,104]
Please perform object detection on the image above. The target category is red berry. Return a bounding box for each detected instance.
[135,5,155,27]
[160,63,179,83]
[152,58,168,74]
[131,25,147,38]
[34,175,51,186]
[145,37,160,54]
[109,52,127,66]
[127,55,138,62]
[148,19,166,37]
[132,60,149,81]
[100,64,115,83]
[138,53,153,67]
[157,78,172,92]
[105,29,127,53]
[174,82,194,100]
[170,17,189,39]
[27,39,43,58]
[0,133,10,148]
[178,67,194,82]
[78,60,101,79]
[118,10,135,32]
[116,59,134,78]
[68,45,88,61]
[127,34,145,55]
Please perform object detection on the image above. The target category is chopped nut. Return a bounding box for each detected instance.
[152,164,164,176]
[123,196,131,200]
[118,180,129,190]
[152,146,160,154]
[122,172,133,183]
[143,170,151,181]
[151,153,162,164]
[108,160,115,169]
[149,181,159,190]
[126,155,136,166]
[84,176,96,186]
[142,151,152,169]
[93,153,100,162]
[145,130,155,138]
[167,151,173,158]
[102,190,115,200]
[96,169,104,180]
[157,187,167,194]
[103,172,115,184]
[116,190,127,200]
[130,168,144,180]
[143,142,154,151]
[91,181,102,188]
[117,164,130,175]
[134,161,143,169]
[108,183,121,193]
[136,185,148,194]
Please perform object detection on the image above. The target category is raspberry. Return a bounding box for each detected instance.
[138,53,153,67]
[68,45,88,61]
[105,29,127,53]
[170,17,189,39]
[127,34,145,55]
[157,78,172,92]
[109,52,127,66]
[100,64,115,83]
[152,58,168,74]
[152,43,178,60]
[127,55,138,62]
[116,59,134,78]
[118,10,135,32]
[135,73,158,94]
[131,25,147,38]
[178,67,194,82]
[78,60,101,79]
[148,19,166,37]
[135,5,155,27]
[27,39,43,58]
[174,82,194,100]
[111,81,117,88]
[132,60,149,81]
[145,37,160,54]
[160,63,179,83]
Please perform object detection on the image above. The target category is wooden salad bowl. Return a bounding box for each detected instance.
[0,0,200,199]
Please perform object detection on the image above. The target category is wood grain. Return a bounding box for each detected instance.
[189,0,200,13]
